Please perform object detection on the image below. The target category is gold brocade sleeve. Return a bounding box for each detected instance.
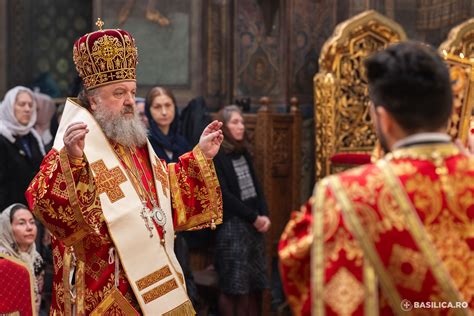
[169,145,223,231]
[25,148,100,246]
[278,178,369,316]
[278,201,313,316]
[320,177,381,316]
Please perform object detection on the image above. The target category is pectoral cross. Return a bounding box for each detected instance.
[140,203,154,238]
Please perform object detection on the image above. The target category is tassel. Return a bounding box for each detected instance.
[210,218,216,230]
[163,300,196,316]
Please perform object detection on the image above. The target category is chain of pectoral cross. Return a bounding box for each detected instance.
[115,145,167,239]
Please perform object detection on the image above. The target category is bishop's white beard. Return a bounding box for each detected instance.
[93,102,148,147]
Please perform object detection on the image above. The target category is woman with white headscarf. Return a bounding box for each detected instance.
[33,92,57,151]
[0,203,44,314]
[0,86,45,210]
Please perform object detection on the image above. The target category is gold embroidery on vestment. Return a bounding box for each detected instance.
[52,172,69,200]
[153,159,169,198]
[388,244,428,292]
[324,268,364,316]
[141,279,178,304]
[136,265,172,291]
[90,160,127,203]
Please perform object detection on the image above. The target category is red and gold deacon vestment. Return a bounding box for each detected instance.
[279,143,474,316]
[26,99,222,315]
[0,253,36,315]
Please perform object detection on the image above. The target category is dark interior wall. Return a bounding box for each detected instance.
[0,0,7,97]
[289,0,335,104]
[283,0,474,109]
[7,0,92,97]
[3,0,474,104]
[233,0,286,106]
[384,0,473,45]
[228,0,473,111]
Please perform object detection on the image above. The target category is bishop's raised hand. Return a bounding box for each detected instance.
[198,120,224,159]
[64,122,89,159]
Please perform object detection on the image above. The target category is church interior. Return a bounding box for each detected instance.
[1,0,474,315]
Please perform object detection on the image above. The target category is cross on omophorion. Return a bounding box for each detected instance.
[90,160,127,203]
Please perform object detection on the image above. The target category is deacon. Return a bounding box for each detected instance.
[279,42,474,315]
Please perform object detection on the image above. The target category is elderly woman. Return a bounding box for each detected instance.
[213,105,271,315]
[0,86,45,210]
[0,203,44,314]
[33,92,57,151]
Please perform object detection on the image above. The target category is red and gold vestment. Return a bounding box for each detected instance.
[26,99,222,315]
[279,143,474,316]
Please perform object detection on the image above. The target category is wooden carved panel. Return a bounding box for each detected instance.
[242,113,257,159]
[271,128,290,175]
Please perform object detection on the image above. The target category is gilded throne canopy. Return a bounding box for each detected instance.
[314,10,407,179]
[439,18,474,145]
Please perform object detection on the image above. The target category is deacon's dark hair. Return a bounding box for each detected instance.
[365,41,452,133]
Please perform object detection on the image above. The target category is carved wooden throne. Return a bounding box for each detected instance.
[439,18,474,144]
[314,10,407,180]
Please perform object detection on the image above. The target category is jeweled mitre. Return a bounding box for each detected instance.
[73,23,138,90]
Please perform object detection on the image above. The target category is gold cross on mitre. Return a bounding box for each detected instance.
[95,18,105,30]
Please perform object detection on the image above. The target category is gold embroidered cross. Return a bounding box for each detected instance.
[153,160,169,198]
[90,160,127,203]
[96,18,104,30]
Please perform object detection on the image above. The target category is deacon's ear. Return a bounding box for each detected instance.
[375,106,393,136]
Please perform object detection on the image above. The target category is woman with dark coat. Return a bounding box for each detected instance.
[145,86,190,163]
[213,105,271,316]
[0,86,45,211]
[144,86,200,307]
